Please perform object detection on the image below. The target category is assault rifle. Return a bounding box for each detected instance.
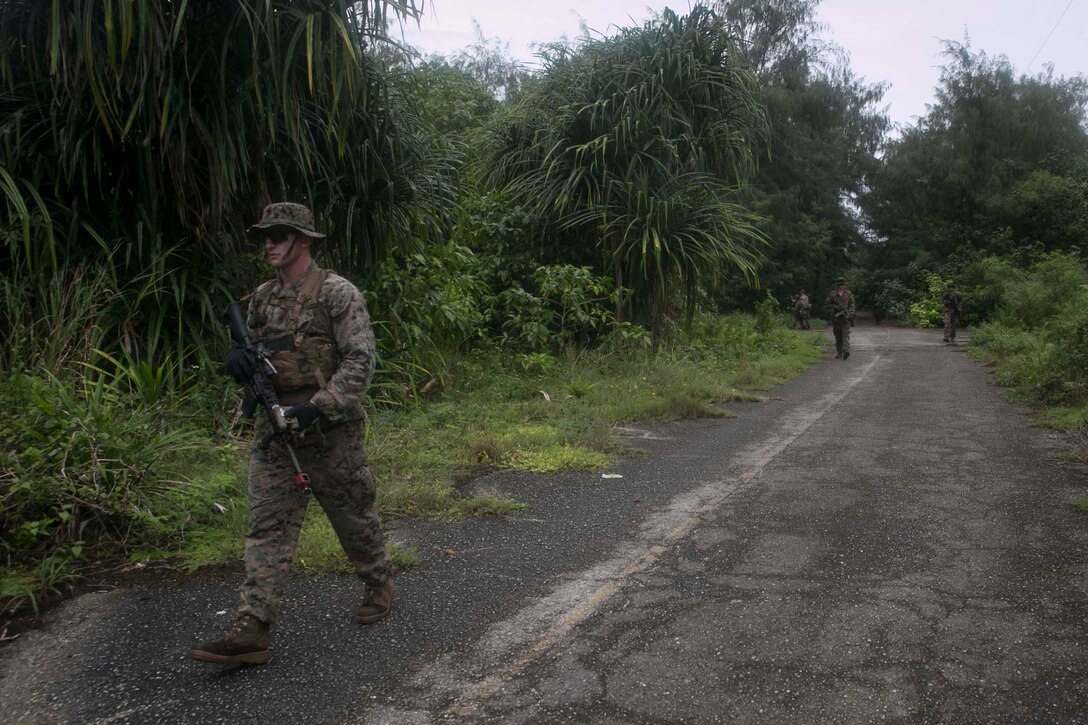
[223,302,312,495]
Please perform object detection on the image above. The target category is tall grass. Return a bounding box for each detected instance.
[0,263,113,373]
[969,254,1088,421]
[0,215,242,615]
[364,312,822,515]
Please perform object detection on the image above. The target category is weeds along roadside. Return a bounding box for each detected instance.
[0,308,823,620]
[964,254,1088,478]
[169,311,824,575]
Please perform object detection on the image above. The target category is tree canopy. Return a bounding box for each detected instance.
[863,41,1088,272]
[714,0,889,305]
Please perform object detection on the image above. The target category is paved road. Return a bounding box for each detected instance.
[4,324,1088,724]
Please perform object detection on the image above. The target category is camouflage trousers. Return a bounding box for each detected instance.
[943,311,958,341]
[239,417,391,624]
[832,319,851,354]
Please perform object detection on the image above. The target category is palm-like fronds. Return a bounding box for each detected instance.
[489,6,768,331]
[0,0,437,271]
[0,0,451,365]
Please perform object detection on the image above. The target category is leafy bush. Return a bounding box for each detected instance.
[875,278,918,323]
[969,321,1036,362]
[907,272,949,327]
[498,287,553,351]
[453,190,536,296]
[1001,253,1088,329]
[957,255,1025,323]
[368,243,491,404]
[677,311,793,361]
[514,352,559,376]
[1035,292,1088,405]
[372,242,489,354]
[500,265,616,351]
[0,370,215,567]
[753,295,780,333]
[969,258,1088,409]
[599,321,653,354]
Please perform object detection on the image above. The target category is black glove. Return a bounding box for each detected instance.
[283,401,322,431]
[224,346,258,384]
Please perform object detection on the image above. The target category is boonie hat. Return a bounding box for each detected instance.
[835,276,846,284]
[248,202,326,238]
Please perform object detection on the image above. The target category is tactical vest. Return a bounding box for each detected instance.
[248,267,339,393]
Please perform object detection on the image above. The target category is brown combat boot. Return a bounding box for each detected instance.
[358,580,394,624]
[188,614,270,665]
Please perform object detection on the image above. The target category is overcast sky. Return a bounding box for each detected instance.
[397,0,1087,130]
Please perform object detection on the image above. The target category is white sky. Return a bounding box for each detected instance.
[397,0,1088,130]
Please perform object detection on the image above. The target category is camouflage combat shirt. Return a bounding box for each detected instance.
[246,261,376,424]
[942,290,963,312]
[824,288,856,322]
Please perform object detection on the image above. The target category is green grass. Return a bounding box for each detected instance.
[509,445,612,473]
[0,555,80,617]
[969,322,1088,432]
[364,322,821,521]
[1035,407,1088,431]
[295,511,422,573]
[2,315,825,599]
[968,321,1088,466]
[174,316,822,574]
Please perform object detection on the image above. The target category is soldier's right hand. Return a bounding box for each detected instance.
[224,346,258,383]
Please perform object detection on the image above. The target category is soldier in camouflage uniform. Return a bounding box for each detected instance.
[189,202,392,666]
[824,277,856,360]
[942,283,963,343]
[794,290,812,330]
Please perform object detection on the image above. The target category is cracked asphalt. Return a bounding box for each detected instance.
[4,323,1088,724]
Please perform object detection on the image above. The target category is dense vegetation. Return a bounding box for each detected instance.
[854,41,1088,325]
[1,0,1086,614]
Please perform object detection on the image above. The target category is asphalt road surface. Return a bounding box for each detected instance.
[4,323,1088,724]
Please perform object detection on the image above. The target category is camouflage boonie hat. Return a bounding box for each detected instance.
[248,202,326,239]
[836,276,846,284]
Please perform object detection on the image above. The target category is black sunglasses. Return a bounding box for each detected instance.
[265,228,295,245]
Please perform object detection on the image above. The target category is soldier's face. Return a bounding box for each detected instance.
[264,228,310,268]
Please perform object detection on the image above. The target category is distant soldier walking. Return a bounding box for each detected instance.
[794,289,812,330]
[942,283,963,343]
[189,202,393,666]
[825,277,855,360]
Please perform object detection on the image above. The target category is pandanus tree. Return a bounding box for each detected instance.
[489,6,768,341]
[0,0,447,363]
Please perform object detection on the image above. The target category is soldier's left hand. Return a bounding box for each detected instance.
[283,401,322,431]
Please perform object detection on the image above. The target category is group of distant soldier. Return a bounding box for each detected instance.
[788,290,813,330]
[788,278,965,361]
